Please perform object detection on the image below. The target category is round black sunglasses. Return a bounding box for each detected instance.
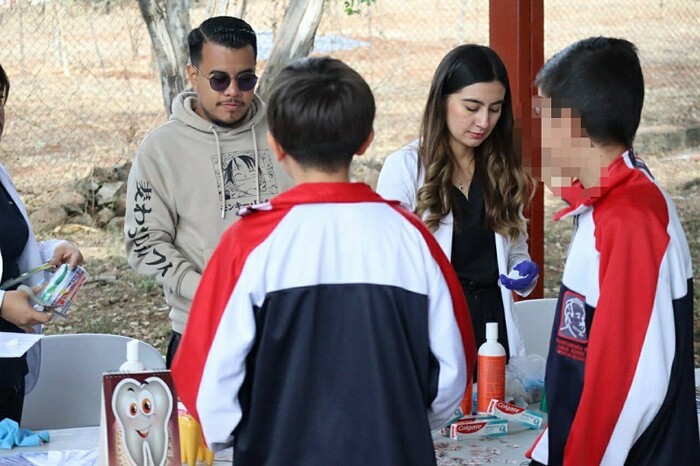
[193,65,258,92]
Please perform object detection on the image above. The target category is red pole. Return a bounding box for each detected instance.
[490,0,545,298]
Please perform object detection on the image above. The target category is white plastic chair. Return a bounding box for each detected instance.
[22,333,165,430]
[513,298,558,359]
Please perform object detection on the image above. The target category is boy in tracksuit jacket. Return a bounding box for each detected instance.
[528,37,698,465]
[172,57,477,466]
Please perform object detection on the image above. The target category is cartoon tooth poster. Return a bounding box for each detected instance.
[99,371,181,466]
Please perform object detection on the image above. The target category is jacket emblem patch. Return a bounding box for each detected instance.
[556,290,588,362]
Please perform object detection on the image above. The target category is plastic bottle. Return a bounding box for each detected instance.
[119,339,147,372]
[476,322,506,413]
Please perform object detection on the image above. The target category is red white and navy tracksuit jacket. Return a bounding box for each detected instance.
[529,151,698,465]
[172,182,477,466]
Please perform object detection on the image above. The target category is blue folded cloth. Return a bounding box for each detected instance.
[0,418,50,450]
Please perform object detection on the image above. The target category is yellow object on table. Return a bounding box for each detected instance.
[178,414,215,466]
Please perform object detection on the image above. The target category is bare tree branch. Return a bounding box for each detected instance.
[166,0,191,76]
[256,0,325,102]
[137,0,190,115]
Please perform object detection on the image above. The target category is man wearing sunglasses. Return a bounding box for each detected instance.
[124,16,293,368]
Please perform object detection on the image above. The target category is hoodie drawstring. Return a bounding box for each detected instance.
[211,126,227,219]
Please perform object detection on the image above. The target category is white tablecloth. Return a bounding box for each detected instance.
[0,426,232,465]
[433,421,541,465]
[1,394,697,466]
[0,424,539,466]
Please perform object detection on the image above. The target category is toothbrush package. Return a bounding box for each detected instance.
[37,264,89,316]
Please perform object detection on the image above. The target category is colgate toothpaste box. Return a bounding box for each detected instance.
[438,414,494,437]
[436,407,466,432]
[448,416,508,439]
[486,399,544,429]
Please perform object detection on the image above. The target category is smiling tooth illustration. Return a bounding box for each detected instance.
[112,377,173,465]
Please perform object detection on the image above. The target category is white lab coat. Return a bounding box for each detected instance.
[376,140,536,356]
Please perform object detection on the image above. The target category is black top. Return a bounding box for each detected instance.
[0,182,29,285]
[450,177,498,285]
[0,181,31,385]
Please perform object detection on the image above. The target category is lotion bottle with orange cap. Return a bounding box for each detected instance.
[476,322,506,413]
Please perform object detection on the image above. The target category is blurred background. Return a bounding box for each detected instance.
[0,0,697,204]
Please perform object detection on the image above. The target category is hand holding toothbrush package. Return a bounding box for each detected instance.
[34,264,88,317]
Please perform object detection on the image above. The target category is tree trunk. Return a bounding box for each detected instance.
[167,0,191,75]
[256,0,325,102]
[235,0,247,19]
[207,0,244,19]
[137,0,190,115]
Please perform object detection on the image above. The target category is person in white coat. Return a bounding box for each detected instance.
[0,63,83,424]
[377,45,538,368]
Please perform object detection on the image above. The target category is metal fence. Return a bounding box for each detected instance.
[0,0,698,207]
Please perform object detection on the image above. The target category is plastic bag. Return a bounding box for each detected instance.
[505,354,546,405]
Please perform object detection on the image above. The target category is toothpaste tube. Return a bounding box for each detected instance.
[37,264,89,316]
[486,399,544,429]
[448,416,508,439]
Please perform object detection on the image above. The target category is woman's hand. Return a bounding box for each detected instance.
[0,287,53,331]
[49,242,84,268]
[499,260,539,291]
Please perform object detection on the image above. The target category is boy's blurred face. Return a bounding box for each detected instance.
[534,93,600,194]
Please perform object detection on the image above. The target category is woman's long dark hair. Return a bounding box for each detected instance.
[415,45,534,240]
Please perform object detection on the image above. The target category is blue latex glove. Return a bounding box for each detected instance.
[0,418,50,450]
[499,260,539,291]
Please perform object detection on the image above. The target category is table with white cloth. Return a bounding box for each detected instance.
[0,424,540,466]
[1,388,698,466]
[432,420,541,465]
[0,426,233,465]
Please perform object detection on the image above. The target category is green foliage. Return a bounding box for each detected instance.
[344,0,376,16]
[135,277,160,297]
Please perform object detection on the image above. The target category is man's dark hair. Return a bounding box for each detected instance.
[188,16,257,66]
[535,36,644,148]
[267,57,376,172]
[0,64,9,106]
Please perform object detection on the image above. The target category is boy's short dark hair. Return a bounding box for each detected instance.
[267,57,376,172]
[188,16,257,66]
[535,37,644,148]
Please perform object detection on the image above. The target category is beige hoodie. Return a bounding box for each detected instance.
[124,90,293,333]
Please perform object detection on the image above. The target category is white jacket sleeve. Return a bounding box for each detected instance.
[426,259,468,430]
[376,142,421,211]
[507,212,537,297]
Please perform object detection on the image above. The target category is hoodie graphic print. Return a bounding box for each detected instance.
[213,148,280,212]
